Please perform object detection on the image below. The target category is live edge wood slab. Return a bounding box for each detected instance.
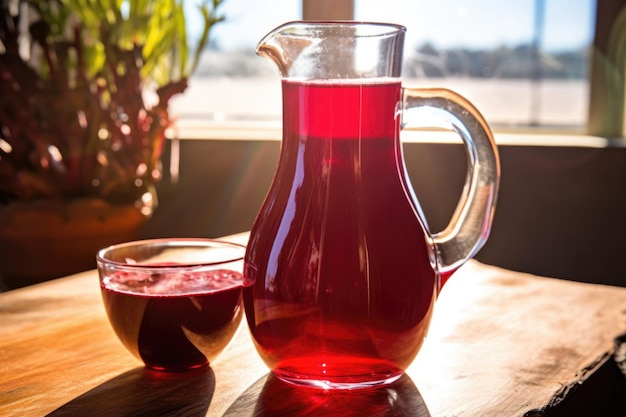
[1,232,625,416]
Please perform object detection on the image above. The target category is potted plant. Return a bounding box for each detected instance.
[0,0,225,289]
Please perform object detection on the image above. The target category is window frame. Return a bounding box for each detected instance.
[587,0,626,138]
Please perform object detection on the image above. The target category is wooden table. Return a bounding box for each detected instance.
[2,232,626,416]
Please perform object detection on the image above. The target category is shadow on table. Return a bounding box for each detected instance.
[223,373,431,417]
[46,366,214,417]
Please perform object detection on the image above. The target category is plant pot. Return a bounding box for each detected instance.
[0,198,149,291]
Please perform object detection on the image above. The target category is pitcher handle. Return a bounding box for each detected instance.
[402,87,500,277]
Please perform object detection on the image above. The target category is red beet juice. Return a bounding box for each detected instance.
[243,80,440,387]
[101,269,244,371]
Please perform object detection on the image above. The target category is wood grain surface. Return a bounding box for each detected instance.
[1,232,626,416]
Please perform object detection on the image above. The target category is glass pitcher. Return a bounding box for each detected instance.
[243,21,500,390]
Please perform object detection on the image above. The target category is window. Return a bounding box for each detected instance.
[355,0,595,130]
[173,0,604,138]
[172,0,300,130]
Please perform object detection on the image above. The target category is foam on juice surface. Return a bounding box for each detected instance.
[103,269,243,296]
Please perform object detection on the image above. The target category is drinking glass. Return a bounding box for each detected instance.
[97,238,246,371]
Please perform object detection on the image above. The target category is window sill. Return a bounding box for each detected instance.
[168,118,625,149]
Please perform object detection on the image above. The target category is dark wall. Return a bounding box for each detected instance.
[140,140,279,239]
[140,139,626,287]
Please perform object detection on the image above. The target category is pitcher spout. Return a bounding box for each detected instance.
[256,21,315,78]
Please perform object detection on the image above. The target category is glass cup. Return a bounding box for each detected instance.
[96,238,246,371]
